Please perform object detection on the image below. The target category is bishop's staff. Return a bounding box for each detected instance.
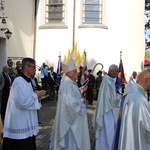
[80,51,104,99]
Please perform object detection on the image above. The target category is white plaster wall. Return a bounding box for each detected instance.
[35,0,74,68]
[35,0,145,81]
[0,0,34,70]
[107,0,145,79]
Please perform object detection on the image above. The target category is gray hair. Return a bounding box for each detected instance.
[108,64,118,73]
[21,57,36,70]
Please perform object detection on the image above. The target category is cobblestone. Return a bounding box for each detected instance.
[36,98,96,150]
[0,97,97,150]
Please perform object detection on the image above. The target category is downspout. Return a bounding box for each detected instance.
[33,0,38,59]
[72,0,76,47]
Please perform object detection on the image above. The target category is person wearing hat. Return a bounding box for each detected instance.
[50,58,91,150]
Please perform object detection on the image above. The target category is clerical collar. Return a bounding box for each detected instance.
[20,72,31,83]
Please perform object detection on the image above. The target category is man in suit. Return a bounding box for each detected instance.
[0,72,5,110]
[77,66,83,87]
[95,70,102,100]
[7,59,17,82]
[1,65,12,126]
[86,69,95,105]
[47,67,57,101]
[15,61,22,76]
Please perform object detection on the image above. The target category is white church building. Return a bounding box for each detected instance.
[0,0,145,80]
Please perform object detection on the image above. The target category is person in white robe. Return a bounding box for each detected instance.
[128,71,137,84]
[2,57,46,150]
[50,58,91,150]
[92,64,122,150]
[114,69,150,150]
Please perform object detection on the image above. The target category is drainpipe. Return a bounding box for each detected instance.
[72,0,76,47]
[33,0,38,59]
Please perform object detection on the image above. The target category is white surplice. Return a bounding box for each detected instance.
[50,76,91,150]
[3,76,41,139]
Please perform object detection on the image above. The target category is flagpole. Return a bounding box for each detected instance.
[84,50,87,61]
[72,0,76,47]
[56,52,62,86]
[120,51,122,61]
[82,50,89,86]
[58,52,61,59]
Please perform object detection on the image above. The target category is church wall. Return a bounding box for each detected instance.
[0,0,34,69]
[0,0,145,81]
[35,0,145,80]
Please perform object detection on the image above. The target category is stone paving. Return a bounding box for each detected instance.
[0,93,149,150]
[0,97,97,150]
[36,98,97,150]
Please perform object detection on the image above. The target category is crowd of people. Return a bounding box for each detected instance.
[38,62,103,106]
[0,57,150,150]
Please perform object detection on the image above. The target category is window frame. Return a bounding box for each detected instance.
[39,0,68,29]
[79,0,108,29]
[82,0,103,24]
[45,1,65,24]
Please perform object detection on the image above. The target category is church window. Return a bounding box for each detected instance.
[45,0,65,23]
[82,0,103,24]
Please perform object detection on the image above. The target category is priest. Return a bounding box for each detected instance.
[114,69,150,150]
[50,58,91,150]
[92,64,122,150]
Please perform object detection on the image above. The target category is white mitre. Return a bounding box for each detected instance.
[62,58,77,73]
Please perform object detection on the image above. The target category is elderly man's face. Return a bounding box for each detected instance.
[68,69,78,82]
[25,63,36,78]
[3,66,9,73]
[111,67,119,78]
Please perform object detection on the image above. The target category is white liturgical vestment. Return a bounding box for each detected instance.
[117,83,150,150]
[3,76,41,139]
[92,74,121,150]
[50,76,91,150]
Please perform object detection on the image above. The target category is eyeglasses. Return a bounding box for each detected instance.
[27,64,36,69]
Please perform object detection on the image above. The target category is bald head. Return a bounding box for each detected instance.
[136,69,150,92]
[2,65,8,73]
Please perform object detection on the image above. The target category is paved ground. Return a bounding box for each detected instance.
[0,96,97,150]
[36,98,97,150]
[0,93,149,150]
